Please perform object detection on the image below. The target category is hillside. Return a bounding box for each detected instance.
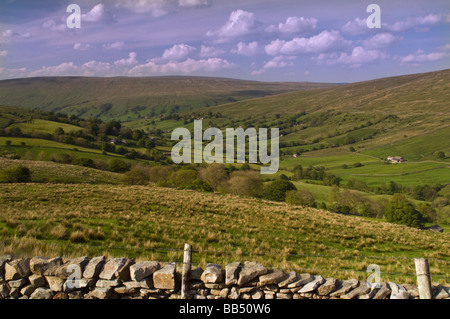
[0,76,335,121]
[0,183,448,285]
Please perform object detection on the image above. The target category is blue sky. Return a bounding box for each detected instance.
[0,0,449,82]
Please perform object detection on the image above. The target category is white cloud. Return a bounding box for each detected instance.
[74,43,95,50]
[102,41,125,50]
[41,19,67,32]
[316,46,388,67]
[398,50,449,64]
[362,33,402,50]
[252,55,295,75]
[81,60,112,76]
[0,50,8,57]
[178,0,209,7]
[129,57,235,75]
[199,45,225,58]
[386,14,442,32]
[1,29,31,39]
[82,3,117,24]
[153,44,197,62]
[341,18,369,35]
[114,52,138,66]
[232,41,259,56]
[206,9,258,42]
[266,16,317,35]
[265,30,351,56]
[114,0,171,16]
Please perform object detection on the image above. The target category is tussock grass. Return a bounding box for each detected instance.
[0,183,448,285]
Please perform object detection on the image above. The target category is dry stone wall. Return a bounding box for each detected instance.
[1,255,449,300]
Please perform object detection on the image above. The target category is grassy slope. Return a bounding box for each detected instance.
[0,76,335,121]
[0,158,121,184]
[0,183,448,285]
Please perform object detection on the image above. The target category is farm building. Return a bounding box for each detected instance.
[387,156,406,163]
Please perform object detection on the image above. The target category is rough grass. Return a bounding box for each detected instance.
[0,183,448,285]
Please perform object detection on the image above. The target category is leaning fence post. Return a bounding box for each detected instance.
[414,258,432,299]
[181,243,192,299]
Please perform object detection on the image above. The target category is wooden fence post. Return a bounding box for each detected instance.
[414,258,432,299]
[181,243,192,299]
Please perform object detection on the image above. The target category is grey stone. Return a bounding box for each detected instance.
[8,278,28,289]
[287,273,314,289]
[251,289,264,299]
[342,281,371,299]
[433,284,450,300]
[0,284,10,299]
[228,286,240,299]
[373,284,391,299]
[278,271,297,287]
[83,256,106,279]
[201,263,224,284]
[90,287,113,299]
[130,261,160,282]
[28,273,46,287]
[115,258,135,281]
[153,263,176,290]
[259,269,287,286]
[45,276,65,292]
[238,262,267,286]
[29,257,63,275]
[96,279,121,288]
[317,278,338,296]
[225,262,242,286]
[55,256,89,279]
[329,279,359,298]
[297,275,325,293]
[99,257,128,280]
[5,258,31,281]
[30,287,54,299]
[190,267,204,280]
[21,285,36,296]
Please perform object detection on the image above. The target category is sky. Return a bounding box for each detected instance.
[0,0,449,83]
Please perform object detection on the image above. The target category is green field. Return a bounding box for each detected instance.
[8,119,81,135]
[0,183,448,285]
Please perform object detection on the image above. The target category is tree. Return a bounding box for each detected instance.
[436,151,446,159]
[108,159,130,173]
[199,163,228,191]
[384,194,424,228]
[121,165,150,185]
[0,165,32,183]
[226,171,263,197]
[265,179,296,202]
[285,189,316,207]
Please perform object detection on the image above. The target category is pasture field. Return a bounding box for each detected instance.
[0,183,448,285]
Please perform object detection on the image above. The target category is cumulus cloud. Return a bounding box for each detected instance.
[199,45,225,58]
[251,55,295,75]
[152,44,197,62]
[114,52,138,66]
[386,14,442,32]
[102,41,125,50]
[81,4,117,23]
[1,29,31,39]
[206,9,260,43]
[265,30,351,56]
[316,46,388,67]
[129,57,235,75]
[398,50,449,64]
[178,0,209,7]
[114,0,171,16]
[362,33,402,50]
[232,41,259,56]
[266,16,317,35]
[74,43,95,50]
[341,18,369,35]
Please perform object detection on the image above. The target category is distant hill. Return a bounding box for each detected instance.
[0,76,336,121]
